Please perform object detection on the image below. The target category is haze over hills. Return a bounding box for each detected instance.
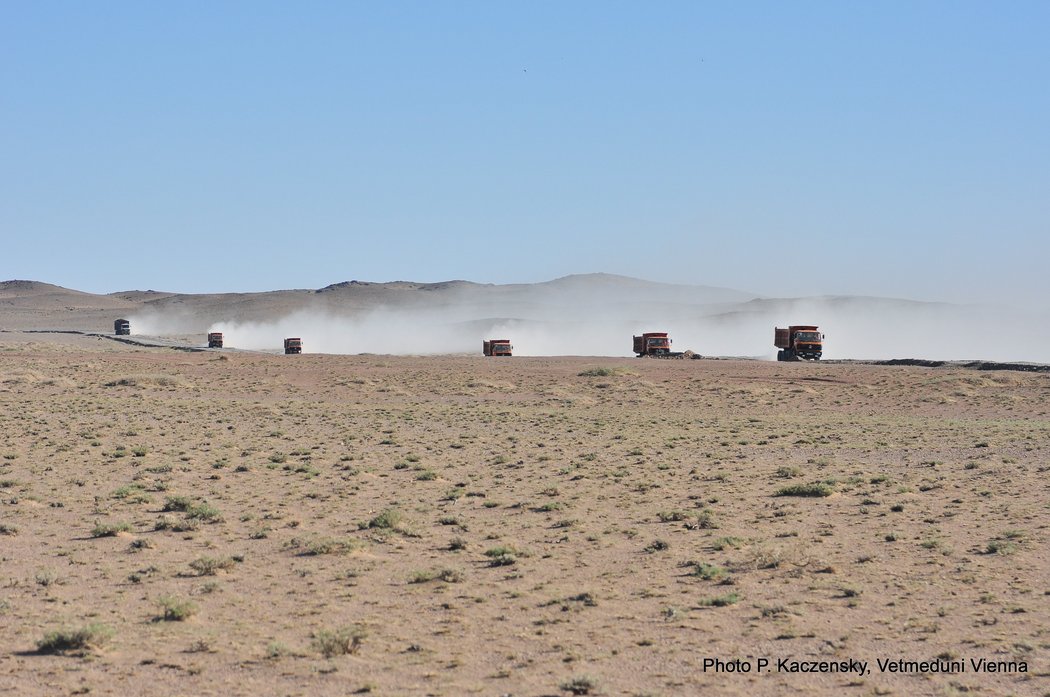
[1,275,1047,362]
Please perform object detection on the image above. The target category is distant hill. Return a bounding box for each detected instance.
[0,280,137,313]
[536,273,754,303]
[0,274,757,332]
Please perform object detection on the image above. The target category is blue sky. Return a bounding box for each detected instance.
[3,2,1047,304]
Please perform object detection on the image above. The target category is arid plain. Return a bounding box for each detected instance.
[1,329,1047,697]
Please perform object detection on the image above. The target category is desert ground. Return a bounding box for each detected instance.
[1,331,1048,697]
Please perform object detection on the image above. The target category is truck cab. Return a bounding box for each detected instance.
[114,319,130,335]
[284,338,303,354]
[646,336,670,353]
[792,329,822,359]
[207,332,224,348]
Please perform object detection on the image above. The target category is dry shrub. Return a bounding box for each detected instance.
[104,374,186,388]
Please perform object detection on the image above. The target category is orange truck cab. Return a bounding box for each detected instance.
[483,339,513,357]
[774,325,823,361]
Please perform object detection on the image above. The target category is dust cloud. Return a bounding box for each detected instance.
[125,310,203,337]
[672,300,1049,363]
[198,295,1050,362]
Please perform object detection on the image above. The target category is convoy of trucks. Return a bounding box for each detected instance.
[483,339,513,357]
[114,321,828,361]
[775,325,823,361]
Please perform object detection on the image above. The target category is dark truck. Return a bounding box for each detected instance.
[775,325,824,361]
[114,319,130,335]
[633,332,683,358]
[207,332,224,348]
[483,339,513,357]
[284,338,303,355]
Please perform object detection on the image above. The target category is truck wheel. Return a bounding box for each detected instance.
[777,350,784,362]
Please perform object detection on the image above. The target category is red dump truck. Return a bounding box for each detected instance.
[633,332,683,358]
[775,325,823,361]
[483,339,513,357]
[284,338,303,355]
[207,332,224,348]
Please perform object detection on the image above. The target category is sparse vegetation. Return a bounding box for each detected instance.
[485,545,522,566]
[4,335,1048,694]
[156,596,197,621]
[362,508,402,530]
[36,623,113,654]
[711,536,744,551]
[162,495,193,512]
[775,482,834,497]
[189,555,236,575]
[154,515,200,532]
[409,568,464,584]
[313,625,367,658]
[105,374,184,388]
[560,675,598,695]
[91,521,132,537]
[577,367,616,377]
[685,561,726,581]
[698,592,740,607]
[690,509,718,529]
[985,539,1018,555]
[185,502,223,523]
